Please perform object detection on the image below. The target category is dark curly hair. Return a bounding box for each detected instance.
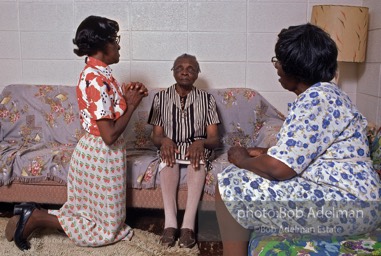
[275,23,338,85]
[73,15,119,57]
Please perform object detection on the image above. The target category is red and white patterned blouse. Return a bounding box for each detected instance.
[76,57,127,136]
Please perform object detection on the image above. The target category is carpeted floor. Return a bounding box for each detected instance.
[127,208,223,256]
[0,203,223,256]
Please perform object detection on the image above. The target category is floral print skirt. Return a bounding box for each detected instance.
[218,164,381,238]
[49,133,133,247]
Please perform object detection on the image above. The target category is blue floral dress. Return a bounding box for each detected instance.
[218,82,381,237]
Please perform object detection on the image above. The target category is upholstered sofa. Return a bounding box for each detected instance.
[0,84,284,210]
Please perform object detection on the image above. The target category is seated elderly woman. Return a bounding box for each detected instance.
[148,53,220,249]
[215,23,381,256]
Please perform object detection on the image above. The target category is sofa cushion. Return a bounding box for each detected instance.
[125,149,159,189]
[0,84,84,145]
[122,87,161,151]
[210,88,285,150]
[0,141,74,186]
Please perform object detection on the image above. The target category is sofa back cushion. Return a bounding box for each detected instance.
[0,84,84,145]
[208,88,285,150]
[0,84,284,152]
[122,88,161,151]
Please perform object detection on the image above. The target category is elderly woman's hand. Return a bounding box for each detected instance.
[227,146,251,166]
[186,140,205,170]
[160,137,179,167]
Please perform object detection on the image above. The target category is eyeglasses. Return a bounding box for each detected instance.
[271,56,279,66]
[110,35,120,45]
[115,35,121,44]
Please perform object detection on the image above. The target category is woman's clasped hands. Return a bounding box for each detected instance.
[123,82,148,109]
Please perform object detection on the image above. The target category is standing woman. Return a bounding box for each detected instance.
[5,15,148,250]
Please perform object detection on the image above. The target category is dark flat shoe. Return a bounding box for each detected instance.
[178,228,196,248]
[160,227,178,247]
[13,202,40,251]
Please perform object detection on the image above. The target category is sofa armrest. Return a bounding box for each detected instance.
[254,117,284,148]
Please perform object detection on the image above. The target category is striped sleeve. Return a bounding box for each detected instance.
[206,94,220,126]
[148,93,163,126]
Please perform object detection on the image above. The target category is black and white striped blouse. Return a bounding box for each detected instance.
[148,84,220,161]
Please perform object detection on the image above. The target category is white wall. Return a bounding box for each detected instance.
[0,0,364,115]
[358,0,381,126]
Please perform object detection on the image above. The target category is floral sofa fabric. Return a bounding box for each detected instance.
[0,84,285,196]
[0,85,83,186]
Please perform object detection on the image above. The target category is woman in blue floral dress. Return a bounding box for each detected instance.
[215,23,381,256]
